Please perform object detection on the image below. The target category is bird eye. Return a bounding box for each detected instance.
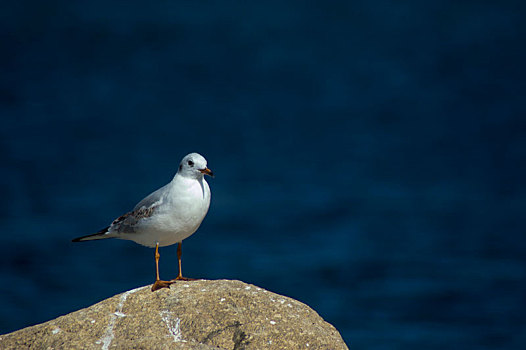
[188,160,194,167]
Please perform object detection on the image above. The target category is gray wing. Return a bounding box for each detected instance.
[108,206,157,234]
[133,183,169,211]
[108,183,169,234]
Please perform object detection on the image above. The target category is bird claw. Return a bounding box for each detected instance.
[171,276,198,282]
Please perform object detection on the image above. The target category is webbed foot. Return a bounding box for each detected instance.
[151,279,175,292]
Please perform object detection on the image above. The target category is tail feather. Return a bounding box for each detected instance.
[72,227,113,242]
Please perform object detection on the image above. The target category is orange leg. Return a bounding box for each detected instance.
[172,242,197,281]
[151,243,175,292]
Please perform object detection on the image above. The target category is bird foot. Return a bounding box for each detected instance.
[151,279,175,292]
[171,276,198,282]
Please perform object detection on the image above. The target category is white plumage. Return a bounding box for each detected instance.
[72,152,213,290]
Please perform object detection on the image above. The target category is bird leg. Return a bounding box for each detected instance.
[171,241,197,281]
[151,243,175,292]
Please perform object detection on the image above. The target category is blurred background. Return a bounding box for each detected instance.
[1,0,525,348]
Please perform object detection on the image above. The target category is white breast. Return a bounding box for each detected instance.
[125,176,211,247]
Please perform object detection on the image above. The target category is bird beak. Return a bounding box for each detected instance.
[199,167,214,178]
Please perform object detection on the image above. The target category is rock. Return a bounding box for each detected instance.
[0,280,348,349]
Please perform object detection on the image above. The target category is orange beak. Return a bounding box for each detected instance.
[199,167,214,178]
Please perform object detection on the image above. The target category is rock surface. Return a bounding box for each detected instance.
[0,280,348,349]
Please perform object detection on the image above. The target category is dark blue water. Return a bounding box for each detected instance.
[1,1,525,348]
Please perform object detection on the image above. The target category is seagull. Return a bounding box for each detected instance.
[72,152,213,292]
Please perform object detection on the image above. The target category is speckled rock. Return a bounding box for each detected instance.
[0,280,348,349]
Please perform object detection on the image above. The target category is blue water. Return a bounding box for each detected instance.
[1,1,525,348]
